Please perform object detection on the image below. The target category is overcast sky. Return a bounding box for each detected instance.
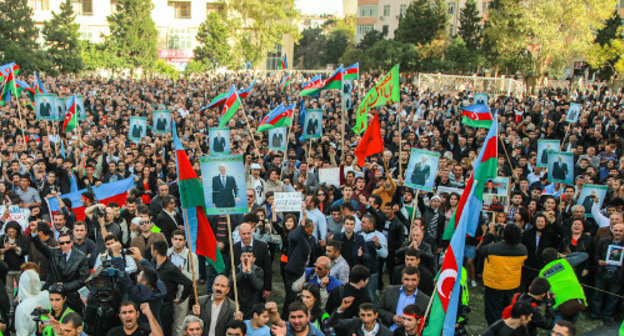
[295,0,343,16]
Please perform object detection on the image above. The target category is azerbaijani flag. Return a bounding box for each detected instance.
[218,85,240,127]
[321,65,343,91]
[62,95,78,133]
[281,53,288,70]
[0,67,19,106]
[443,115,498,239]
[0,63,19,82]
[238,79,255,99]
[299,75,324,97]
[173,122,225,273]
[423,186,476,336]
[279,74,292,92]
[48,177,135,221]
[34,72,47,94]
[461,104,493,128]
[343,62,359,80]
[200,81,254,113]
[257,103,294,132]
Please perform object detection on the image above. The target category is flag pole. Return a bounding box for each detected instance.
[182,208,199,305]
[398,97,403,179]
[420,290,436,335]
[9,68,26,142]
[340,73,346,163]
[226,214,240,311]
[240,106,261,157]
[280,126,290,179]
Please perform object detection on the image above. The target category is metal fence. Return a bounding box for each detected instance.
[416,73,526,99]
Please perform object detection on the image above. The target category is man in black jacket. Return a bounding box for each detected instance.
[30,225,89,314]
[283,219,314,317]
[229,247,264,319]
[377,267,430,331]
[365,202,405,285]
[325,265,371,318]
[130,240,193,336]
[155,196,182,242]
[328,300,391,336]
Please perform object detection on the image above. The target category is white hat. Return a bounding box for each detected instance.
[250,163,262,170]
[430,195,441,202]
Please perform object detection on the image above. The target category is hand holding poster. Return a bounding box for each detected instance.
[566,103,581,123]
[35,94,57,121]
[405,148,440,192]
[274,192,303,212]
[577,184,608,218]
[268,127,287,152]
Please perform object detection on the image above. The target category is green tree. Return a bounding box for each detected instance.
[42,0,83,75]
[394,0,448,46]
[194,12,232,70]
[294,27,326,69]
[0,0,43,72]
[358,30,386,50]
[226,0,301,66]
[80,40,124,72]
[458,0,482,51]
[587,10,624,80]
[359,39,420,72]
[444,37,484,74]
[322,27,351,66]
[106,0,159,72]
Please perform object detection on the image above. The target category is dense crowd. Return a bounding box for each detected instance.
[0,71,619,336]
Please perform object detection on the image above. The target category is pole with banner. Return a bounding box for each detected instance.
[226,214,239,311]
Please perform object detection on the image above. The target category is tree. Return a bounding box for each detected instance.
[322,27,352,66]
[294,27,326,69]
[106,0,159,71]
[444,37,484,74]
[358,30,386,50]
[0,0,44,72]
[42,0,83,75]
[80,40,124,72]
[194,12,232,70]
[226,0,301,66]
[458,0,482,51]
[587,10,624,80]
[394,0,448,46]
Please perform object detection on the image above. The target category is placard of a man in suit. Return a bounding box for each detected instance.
[582,190,597,215]
[131,122,144,139]
[306,116,318,135]
[567,107,579,122]
[541,144,553,165]
[552,156,568,181]
[410,156,431,186]
[156,114,168,131]
[212,164,239,208]
[39,99,52,118]
[271,131,284,148]
[213,132,226,152]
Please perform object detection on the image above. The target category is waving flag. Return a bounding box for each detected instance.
[238,79,255,99]
[423,186,476,336]
[62,95,78,133]
[0,68,18,106]
[48,177,135,221]
[443,115,498,239]
[343,62,359,80]
[321,65,343,91]
[34,72,47,94]
[353,64,400,134]
[354,112,384,167]
[173,122,225,272]
[461,104,493,128]
[279,74,292,92]
[258,103,294,132]
[281,53,288,70]
[0,63,19,81]
[218,85,240,127]
[299,75,324,97]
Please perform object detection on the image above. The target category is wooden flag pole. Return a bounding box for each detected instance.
[280,126,291,179]
[398,97,403,179]
[182,208,199,305]
[226,214,239,311]
[240,106,261,157]
[419,289,436,335]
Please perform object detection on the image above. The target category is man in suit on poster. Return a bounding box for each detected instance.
[156,114,168,131]
[271,131,284,148]
[213,132,226,153]
[410,156,431,187]
[212,164,239,208]
[39,98,52,118]
[553,156,568,181]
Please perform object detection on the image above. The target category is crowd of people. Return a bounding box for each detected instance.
[0,70,619,336]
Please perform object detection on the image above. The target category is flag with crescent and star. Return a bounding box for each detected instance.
[423,185,476,336]
[461,103,493,128]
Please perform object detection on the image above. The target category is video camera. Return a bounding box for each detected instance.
[31,307,49,322]
[86,260,124,296]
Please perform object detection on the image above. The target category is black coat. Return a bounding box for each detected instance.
[212,175,239,208]
[32,235,89,292]
[329,311,392,336]
[155,210,181,242]
[325,283,371,319]
[284,226,312,276]
[146,258,192,303]
[229,240,272,291]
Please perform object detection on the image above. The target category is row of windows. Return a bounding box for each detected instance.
[29,0,93,15]
[360,1,492,18]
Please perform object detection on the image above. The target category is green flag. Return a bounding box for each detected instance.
[352,64,400,134]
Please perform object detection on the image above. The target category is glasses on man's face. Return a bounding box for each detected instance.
[247,194,254,198]
[317,193,325,196]
[58,240,72,245]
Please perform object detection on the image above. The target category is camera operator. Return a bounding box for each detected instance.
[87,204,122,254]
[30,222,89,314]
[107,242,166,331]
[93,235,138,275]
[38,284,77,336]
[512,277,555,336]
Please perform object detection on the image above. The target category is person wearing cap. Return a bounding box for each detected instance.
[245,157,265,206]
[417,194,446,253]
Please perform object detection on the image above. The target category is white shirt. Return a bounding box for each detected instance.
[209,301,222,336]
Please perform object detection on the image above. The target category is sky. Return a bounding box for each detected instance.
[295,0,343,16]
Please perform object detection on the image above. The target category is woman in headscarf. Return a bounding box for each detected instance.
[15,269,50,336]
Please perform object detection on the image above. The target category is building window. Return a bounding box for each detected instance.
[449,24,455,35]
[619,0,624,8]
[72,0,92,16]
[358,5,377,17]
[168,27,193,50]
[206,2,223,15]
[28,0,49,10]
[266,44,283,70]
[383,5,390,16]
[168,1,191,19]
[357,24,375,36]
[382,25,389,36]
[448,2,455,14]
[400,4,407,16]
